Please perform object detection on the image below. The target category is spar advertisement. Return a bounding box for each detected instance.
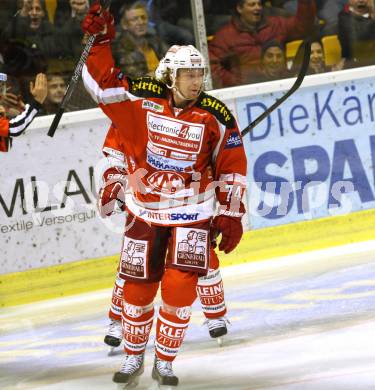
[237,71,375,229]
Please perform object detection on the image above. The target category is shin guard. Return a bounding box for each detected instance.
[197,268,227,319]
[122,302,154,355]
[109,275,125,321]
[155,307,191,362]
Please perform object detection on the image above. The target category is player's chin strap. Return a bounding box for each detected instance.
[166,70,206,102]
[172,86,197,102]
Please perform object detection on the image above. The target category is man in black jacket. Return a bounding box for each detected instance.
[338,0,375,67]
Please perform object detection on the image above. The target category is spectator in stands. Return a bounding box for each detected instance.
[0,72,47,152]
[54,0,90,27]
[113,1,168,78]
[0,76,24,118]
[40,73,66,115]
[208,0,316,88]
[284,0,347,35]
[292,38,332,75]
[2,0,61,60]
[146,0,195,45]
[254,40,291,82]
[0,1,17,36]
[56,0,90,60]
[338,0,375,67]
[308,39,330,74]
[263,0,295,17]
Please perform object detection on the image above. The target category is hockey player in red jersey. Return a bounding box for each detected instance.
[101,125,232,352]
[0,72,47,152]
[82,3,247,387]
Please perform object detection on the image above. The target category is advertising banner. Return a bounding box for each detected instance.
[2,67,375,273]
[236,73,375,228]
[0,111,126,274]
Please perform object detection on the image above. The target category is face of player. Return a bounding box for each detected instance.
[349,0,370,15]
[29,0,45,30]
[123,7,149,38]
[262,46,285,78]
[174,68,204,104]
[69,0,89,17]
[237,0,263,25]
[47,77,66,104]
[310,42,325,71]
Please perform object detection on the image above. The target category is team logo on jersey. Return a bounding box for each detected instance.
[173,227,208,271]
[142,100,164,113]
[147,171,185,194]
[139,210,199,222]
[224,131,243,149]
[147,112,204,154]
[199,95,233,125]
[130,78,164,96]
[120,238,148,279]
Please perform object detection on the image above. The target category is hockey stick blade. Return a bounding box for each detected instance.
[47,0,111,137]
[241,38,311,137]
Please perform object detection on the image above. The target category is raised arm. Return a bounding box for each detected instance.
[281,0,316,41]
[81,2,132,107]
[7,73,47,137]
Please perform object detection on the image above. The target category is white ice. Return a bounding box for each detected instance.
[1,240,375,390]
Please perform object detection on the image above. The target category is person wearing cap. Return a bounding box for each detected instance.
[0,72,47,152]
[254,40,291,82]
[208,0,316,88]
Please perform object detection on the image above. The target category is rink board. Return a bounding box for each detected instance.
[2,207,375,307]
[2,66,375,306]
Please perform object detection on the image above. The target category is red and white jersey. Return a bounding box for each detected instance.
[84,44,247,226]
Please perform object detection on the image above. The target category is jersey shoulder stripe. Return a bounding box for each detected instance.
[197,93,235,128]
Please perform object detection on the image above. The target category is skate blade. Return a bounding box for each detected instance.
[217,336,225,347]
[117,376,140,389]
[149,381,175,390]
[108,346,125,356]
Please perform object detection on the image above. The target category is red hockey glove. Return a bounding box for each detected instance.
[212,215,243,254]
[81,1,115,44]
[98,167,127,217]
[212,176,246,253]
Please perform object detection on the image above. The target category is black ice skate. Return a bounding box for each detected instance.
[104,319,122,355]
[205,317,229,346]
[152,356,179,388]
[113,353,144,388]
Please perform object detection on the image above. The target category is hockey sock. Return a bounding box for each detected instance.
[155,307,190,362]
[109,274,125,321]
[197,268,227,319]
[122,302,154,355]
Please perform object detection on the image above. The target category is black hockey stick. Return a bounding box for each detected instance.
[47,0,111,137]
[241,38,311,137]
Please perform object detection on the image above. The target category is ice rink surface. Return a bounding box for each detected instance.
[2,241,375,390]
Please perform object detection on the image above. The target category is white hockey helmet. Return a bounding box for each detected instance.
[0,73,7,96]
[155,45,207,87]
